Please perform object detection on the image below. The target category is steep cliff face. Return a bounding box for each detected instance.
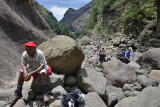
[0,0,54,88]
[60,1,95,31]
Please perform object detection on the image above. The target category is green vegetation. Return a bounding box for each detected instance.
[37,3,76,39]
[74,30,85,38]
[86,0,157,38]
[43,15,75,39]
[86,0,117,37]
[112,0,156,36]
[86,5,98,29]
[18,0,32,5]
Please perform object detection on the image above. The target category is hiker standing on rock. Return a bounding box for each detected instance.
[98,47,106,65]
[9,42,50,106]
[124,47,133,64]
[97,41,102,52]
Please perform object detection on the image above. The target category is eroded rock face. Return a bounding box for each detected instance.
[60,1,94,31]
[142,48,160,71]
[102,59,136,88]
[0,0,53,44]
[38,35,85,75]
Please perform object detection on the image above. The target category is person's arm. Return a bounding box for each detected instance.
[30,65,44,75]
[124,51,130,61]
[22,66,27,79]
[21,52,28,79]
[25,65,44,81]
[125,55,130,61]
[97,50,100,55]
[104,51,106,56]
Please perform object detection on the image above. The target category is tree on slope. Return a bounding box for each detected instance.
[111,0,157,35]
[157,0,160,32]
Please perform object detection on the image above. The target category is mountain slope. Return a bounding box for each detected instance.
[60,1,95,31]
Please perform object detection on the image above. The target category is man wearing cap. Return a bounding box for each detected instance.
[9,42,49,105]
[124,47,133,64]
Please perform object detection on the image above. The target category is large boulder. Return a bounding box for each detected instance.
[115,87,160,107]
[77,68,107,97]
[149,70,160,83]
[79,36,92,46]
[142,48,160,71]
[102,59,136,87]
[137,75,153,87]
[51,85,66,100]
[79,92,107,107]
[38,35,85,75]
[65,76,77,86]
[13,99,26,107]
[128,62,141,71]
[49,100,61,107]
[105,85,125,107]
[113,38,121,47]
[132,52,142,63]
[31,73,64,94]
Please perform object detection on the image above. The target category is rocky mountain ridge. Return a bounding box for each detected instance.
[60,1,95,31]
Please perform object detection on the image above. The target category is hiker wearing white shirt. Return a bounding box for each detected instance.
[97,42,102,51]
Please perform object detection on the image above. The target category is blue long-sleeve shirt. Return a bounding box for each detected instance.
[124,50,130,59]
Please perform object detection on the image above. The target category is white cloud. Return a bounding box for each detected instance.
[50,6,68,21]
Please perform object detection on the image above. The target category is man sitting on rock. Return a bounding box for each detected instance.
[9,42,49,106]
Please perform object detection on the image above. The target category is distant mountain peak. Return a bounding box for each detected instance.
[60,1,95,31]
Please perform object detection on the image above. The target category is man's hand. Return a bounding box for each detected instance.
[24,72,32,81]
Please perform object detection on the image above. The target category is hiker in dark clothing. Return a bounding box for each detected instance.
[98,47,106,64]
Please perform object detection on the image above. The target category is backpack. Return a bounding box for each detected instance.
[123,51,126,56]
[61,89,84,107]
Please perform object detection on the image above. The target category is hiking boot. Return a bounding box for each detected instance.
[43,93,49,102]
[9,94,22,106]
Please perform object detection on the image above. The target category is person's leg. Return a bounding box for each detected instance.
[124,58,130,64]
[9,72,24,105]
[40,69,49,102]
[102,55,105,63]
[41,72,47,84]
[18,72,24,86]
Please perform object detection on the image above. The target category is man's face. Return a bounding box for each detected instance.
[26,47,35,56]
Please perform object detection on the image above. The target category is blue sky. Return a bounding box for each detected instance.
[37,0,92,21]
